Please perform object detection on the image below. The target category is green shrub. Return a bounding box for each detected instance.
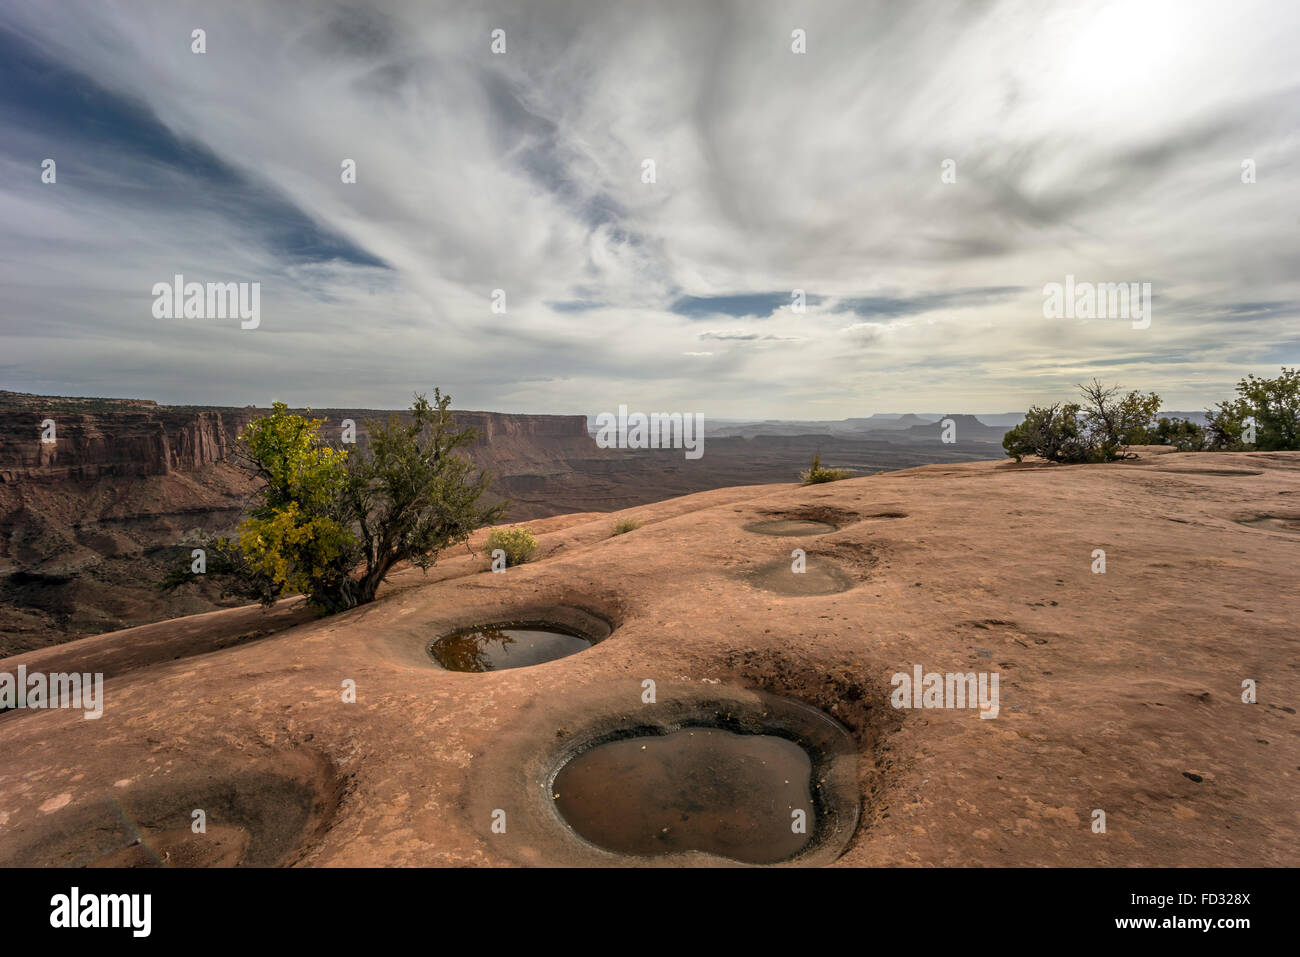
[1205,399,1252,451]
[1003,403,1087,462]
[1004,367,1300,462]
[610,518,642,536]
[160,392,506,613]
[1153,416,1210,451]
[1208,367,1300,450]
[1003,381,1161,463]
[800,454,853,484]
[486,527,538,566]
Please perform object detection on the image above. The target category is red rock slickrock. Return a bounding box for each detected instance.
[0,451,1296,866]
[0,392,1004,651]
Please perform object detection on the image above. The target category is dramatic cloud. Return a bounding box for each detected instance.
[1,0,1297,416]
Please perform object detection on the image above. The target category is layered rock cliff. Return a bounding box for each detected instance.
[0,392,590,483]
[0,392,603,651]
[0,391,1001,651]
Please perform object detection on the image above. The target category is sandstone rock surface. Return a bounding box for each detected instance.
[1,452,1295,866]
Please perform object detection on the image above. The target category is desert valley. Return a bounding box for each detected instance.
[0,390,1008,652]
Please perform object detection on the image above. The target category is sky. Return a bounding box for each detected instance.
[1,0,1298,418]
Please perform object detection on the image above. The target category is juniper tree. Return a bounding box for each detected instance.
[161,391,506,613]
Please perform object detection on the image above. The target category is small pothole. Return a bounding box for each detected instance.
[0,756,338,868]
[429,620,603,672]
[744,558,855,595]
[743,519,838,536]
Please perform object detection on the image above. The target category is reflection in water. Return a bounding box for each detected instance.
[430,625,593,672]
[553,727,815,864]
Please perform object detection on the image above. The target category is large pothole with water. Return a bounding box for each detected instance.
[553,725,816,863]
[469,684,861,866]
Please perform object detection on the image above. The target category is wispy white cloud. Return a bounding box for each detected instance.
[1,0,1297,415]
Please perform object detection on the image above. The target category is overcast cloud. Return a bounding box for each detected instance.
[1,0,1297,416]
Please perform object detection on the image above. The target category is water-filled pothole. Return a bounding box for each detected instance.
[744,519,838,536]
[466,684,862,866]
[553,726,814,864]
[429,621,596,672]
[745,558,854,595]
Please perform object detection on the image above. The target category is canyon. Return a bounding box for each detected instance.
[0,390,1004,652]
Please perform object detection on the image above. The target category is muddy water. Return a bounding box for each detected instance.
[746,558,854,595]
[553,727,815,864]
[430,625,592,672]
[744,519,838,536]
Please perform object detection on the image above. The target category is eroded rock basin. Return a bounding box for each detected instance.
[744,519,838,536]
[429,623,594,672]
[745,557,855,595]
[553,726,815,864]
[0,756,337,868]
[88,825,251,868]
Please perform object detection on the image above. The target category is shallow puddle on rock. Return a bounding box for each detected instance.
[744,519,838,536]
[553,727,815,864]
[746,558,854,595]
[430,625,592,672]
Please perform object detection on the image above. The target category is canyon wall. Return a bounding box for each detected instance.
[0,391,1000,652]
[0,393,591,483]
[0,410,248,481]
[0,392,606,652]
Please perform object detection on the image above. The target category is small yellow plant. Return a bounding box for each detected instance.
[486,527,538,565]
[800,453,853,485]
